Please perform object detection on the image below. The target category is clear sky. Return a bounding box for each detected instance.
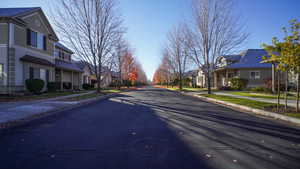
[1,0,300,80]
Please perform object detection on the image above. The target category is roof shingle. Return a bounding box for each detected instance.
[0,7,39,17]
[224,49,272,69]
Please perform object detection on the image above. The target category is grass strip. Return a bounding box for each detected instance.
[200,94,300,119]
[227,91,296,100]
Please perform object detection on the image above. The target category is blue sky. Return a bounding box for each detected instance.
[1,0,300,80]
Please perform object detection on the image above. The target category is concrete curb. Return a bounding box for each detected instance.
[0,93,119,130]
[186,92,300,125]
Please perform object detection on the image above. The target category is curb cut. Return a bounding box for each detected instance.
[0,93,119,130]
[185,92,300,125]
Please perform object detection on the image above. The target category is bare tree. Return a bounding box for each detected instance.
[165,25,191,90]
[189,0,249,94]
[111,35,130,89]
[51,0,124,92]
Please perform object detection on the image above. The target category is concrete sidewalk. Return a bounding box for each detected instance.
[214,92,300,108]
[183,91,300,108]
[0,91,95,126]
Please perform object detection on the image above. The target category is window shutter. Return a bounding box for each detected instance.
[27,29,31,45]
[43,35,47,50]
[29,67,34,79]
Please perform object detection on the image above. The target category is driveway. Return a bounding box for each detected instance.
[0,87,300,169]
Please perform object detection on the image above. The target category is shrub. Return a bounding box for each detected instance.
[47,82,61,92]
[63,82,72,90]
[219,86,232,91]
[250,86,271,93]
[25,79,45,94]
[82,83,94,90]
[230,78,248,90]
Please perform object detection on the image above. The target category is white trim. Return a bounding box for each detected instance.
[21,12,51,34]
[249,71,261,80]
[12,44,54,60]
[0,44,7,47]
[0,23,8,25]
[9,23,15,46]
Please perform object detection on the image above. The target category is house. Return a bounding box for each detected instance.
[0,7,59,94]
[195,66,215,88]
[184,70,198,87]
[75,61,93,85]
[0,7,85,94]
[214,49,273,89]
[54,42,83,90]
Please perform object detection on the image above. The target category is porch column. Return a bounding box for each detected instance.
[226,70,229,86]
[71,71,74,90]
[60,70,64,91]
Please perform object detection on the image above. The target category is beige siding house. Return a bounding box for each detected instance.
[214,49,273,89]
[0,7,84,94]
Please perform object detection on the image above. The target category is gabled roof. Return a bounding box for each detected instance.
[222,49,272,69]
[0,7,59,41]
[0,7,39,17]
[184,70,198,77]
[55,42,74,54]
[223,55,241,62]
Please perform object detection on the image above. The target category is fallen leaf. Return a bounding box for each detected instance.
[205,154,212,158]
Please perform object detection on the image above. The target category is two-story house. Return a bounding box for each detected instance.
[0,7,85,94]
[54,42,83,90]
[214,49,273,88]
[0,7,58,94]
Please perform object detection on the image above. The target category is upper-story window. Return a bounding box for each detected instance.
[59,50,65,59]
[27,29,47,50]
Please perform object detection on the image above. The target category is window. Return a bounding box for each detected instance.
[59,50,65,59]
[0,64,3,84]
[27,29,47,50]
[250,71,260,80]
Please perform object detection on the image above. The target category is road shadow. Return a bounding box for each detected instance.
[0,93,213,169]
[116,89,300,169]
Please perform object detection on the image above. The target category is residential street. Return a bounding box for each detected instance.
[0,87,300,169]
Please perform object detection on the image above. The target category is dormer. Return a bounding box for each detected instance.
[216,55,241,68]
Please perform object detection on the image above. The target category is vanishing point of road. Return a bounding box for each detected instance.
[1,87,300,169]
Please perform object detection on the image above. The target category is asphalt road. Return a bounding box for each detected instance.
[1,87,300,169]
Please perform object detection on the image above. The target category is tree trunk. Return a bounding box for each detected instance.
[277,70,281,112]
[97,75,101,93]
[297,73,300,113]
[207,69,212,94]
[285,71,288,110]
[179,74,183,91]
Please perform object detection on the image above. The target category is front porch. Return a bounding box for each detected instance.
[55,69,82,91]
[214,69,239,89]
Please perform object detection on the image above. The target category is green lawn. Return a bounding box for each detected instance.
[101,89,122,94]
[227,91,296,100]
[200,94,300,119]
[0,91,87,102]
[200,94,277,109]
[165,86,209,92]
